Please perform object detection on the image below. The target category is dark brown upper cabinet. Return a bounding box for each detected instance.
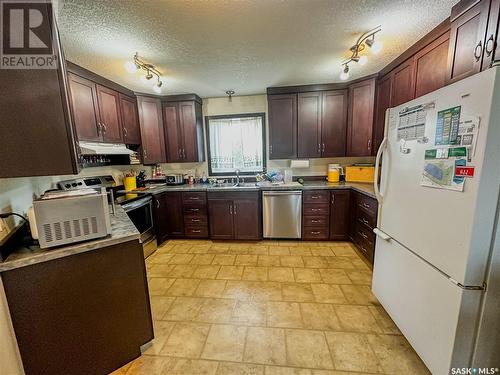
[0,9,79,178]
[483,0,500,69]
[298,92,322,158]
[137,96,166,165]
[373,74,393,155]
[297,90,348,159]
[68,73,101,142]
[447,0,491,83]
[391,59,415,107]
[414,31,451,98]
[163,98,204,163]
[119,93,141,145]
[321,90,348,157]
[95,85,123,143]
[68,73,124,143]
[347,78,376,157]
[268,94,298,159]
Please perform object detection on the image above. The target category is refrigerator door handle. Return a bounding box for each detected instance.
[374,137,388,204]
[373,227,391,241]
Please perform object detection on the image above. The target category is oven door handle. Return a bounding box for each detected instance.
[121,196,153,212]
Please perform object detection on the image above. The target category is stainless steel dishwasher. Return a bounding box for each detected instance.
[262,191,302,238]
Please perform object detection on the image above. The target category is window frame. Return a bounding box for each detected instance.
[205,112,267,177]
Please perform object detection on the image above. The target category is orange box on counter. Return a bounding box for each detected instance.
[345,165,375,183]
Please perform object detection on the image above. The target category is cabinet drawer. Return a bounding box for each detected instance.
[303,204,329,216]
[302,227,329,240]
[184,216,208,226]
[185,225,209,238]
[183,206,207,216]
[357,193,377,215]
[353,235,374,264]
[303,190,330,204]
[303,216,329,227]
[357,207,376,229]
[182,192,207,205]
[355,222,375,245]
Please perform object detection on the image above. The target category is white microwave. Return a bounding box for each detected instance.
[29,189,112,248]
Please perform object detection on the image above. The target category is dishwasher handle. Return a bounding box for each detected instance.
[262,190,302,196]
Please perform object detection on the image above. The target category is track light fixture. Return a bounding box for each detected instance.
[340,26,382,80]
[125,52,164,93]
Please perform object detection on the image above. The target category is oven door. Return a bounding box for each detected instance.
[121,196,154,236]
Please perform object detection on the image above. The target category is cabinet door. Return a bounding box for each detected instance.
[119,94,141,145]
[179,101,200,162]
[154,194,169,245]
[268,94,297,159]
[321,90,347,157]
[208,200,234,240]
[483,0,500,69]
[447,0,490,83]
[233,197,261,240]
[347,78,376,156]
[164,192,184,237]
[329,190,350,240]
[163,102,183,162]
[373,74,392,156]
[96,85,123,143]
[391,60,415,107]
[137,96,165,164]
[414,32,450,98]
[68,73,101,142]
[297,92,322,158]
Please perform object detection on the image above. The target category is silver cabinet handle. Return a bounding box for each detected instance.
[97,123,103,136]
[229,204,233,215]
[143,149,147,159]
[311,196,320,199]
[485,34,495,57]
[331,194,335,205]
[183,148,186,159]
[360,231,368,239]
[474,41,483,61]
[311,231,320,235]
[361,218,369,225]
[178,148,182,159]
[322,143,325,153]
[192,229,201,233]
[101,123,107,134]
[156,199,160,209]
[317,143,321,154]
[123,127,128,137]
[270,144,273,154]
[367,139,371,151]
[362,202,370,209]
[190,208,200,212]
[189,196,200,200]
[234,203,237,215]
[191,218,200,223]
[311,208,321,212]
[311,219,320,223]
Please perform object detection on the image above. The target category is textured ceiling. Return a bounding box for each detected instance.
[55,0,457,97]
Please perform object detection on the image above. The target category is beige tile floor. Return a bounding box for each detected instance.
[112,240,430,375]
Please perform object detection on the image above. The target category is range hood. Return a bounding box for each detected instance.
[79,141,135,155]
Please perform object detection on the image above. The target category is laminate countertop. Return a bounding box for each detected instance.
[120,181,376,199]
[0,205,140,273]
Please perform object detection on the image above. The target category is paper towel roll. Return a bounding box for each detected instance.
[290,160,310,168]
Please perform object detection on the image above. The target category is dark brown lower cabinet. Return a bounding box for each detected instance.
[154,192,184,242]
[329,190,351,240]
[208,192,261,240]
[1,240,153,375]
[349,191,378,265]
[302,190,330,240]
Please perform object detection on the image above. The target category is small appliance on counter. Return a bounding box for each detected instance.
[166,174,185,185]
[327,163,344,182]
[345,164,375,182]
[29,188,112,248]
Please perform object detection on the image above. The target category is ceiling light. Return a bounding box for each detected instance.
[153,83,162,93]
[124,61,138,73]
[371,40,383,54]
[340,65,350,80]
[359,55,368,65]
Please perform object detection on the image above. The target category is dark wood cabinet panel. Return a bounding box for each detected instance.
[164,192,185,238]
[483,0,500,69]
[154,194,169,244]
[119,94,141,145]
[447,0,490,83]
[96,85,123,143]
[208,199,234,240]
[137,96,165,164]
[321,90,348,157]
[298,92,322,158]
[347,78,376,157]
[179,101,200,162]
[391,60,415,107]
[268,94,297,159]
[350,191,378,265]
[329,190,350,240]
[163,102,183,162]
[373,74,392,156]
[68,73,101,142]
[233,194,261,240]
[414,32,451,98]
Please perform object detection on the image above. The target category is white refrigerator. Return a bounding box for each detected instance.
[372,66,500,375]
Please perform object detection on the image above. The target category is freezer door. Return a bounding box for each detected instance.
[378,67,500,286]
[372,236,482,375]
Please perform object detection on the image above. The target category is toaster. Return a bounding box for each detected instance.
[29,188,112,248]
[166,174,184,185]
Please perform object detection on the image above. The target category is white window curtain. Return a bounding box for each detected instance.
[208,116,264,174]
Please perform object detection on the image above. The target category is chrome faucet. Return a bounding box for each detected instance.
[235,169,240,185]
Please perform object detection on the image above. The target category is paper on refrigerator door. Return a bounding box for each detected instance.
[420,147,467,192]
[397,103,433,141]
